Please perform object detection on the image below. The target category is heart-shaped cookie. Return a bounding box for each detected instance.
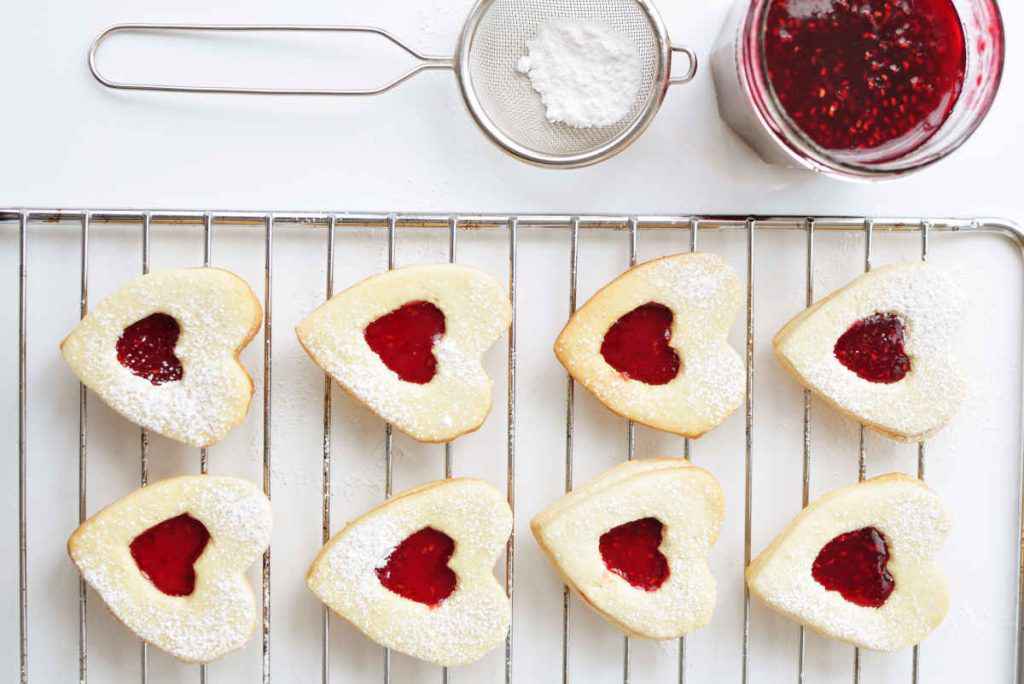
[61,267,263,447]
[67,476,273,663]
[306,478,512,666]
[773,262,966,442]
[296,264,511,443]
[746,473,950,651]
[555,253,744,438]
[532,459,724,639]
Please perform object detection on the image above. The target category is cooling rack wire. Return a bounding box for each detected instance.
[3,210,1022,684]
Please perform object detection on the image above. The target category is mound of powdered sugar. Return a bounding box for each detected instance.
[516,20,642,129]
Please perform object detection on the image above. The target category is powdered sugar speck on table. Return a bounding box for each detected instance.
[516,20,642,129]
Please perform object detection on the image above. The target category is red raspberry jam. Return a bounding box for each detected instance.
[364,301,446,385]
[600,303,681,386]
[599,517,670,592]
[116,313,184,386]
[376,527,457,607]
[812,526,894,608]
[129,514,211,597]
[834,312,911,384]
[764,0,966,154]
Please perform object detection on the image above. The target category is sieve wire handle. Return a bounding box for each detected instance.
[88,24,454,96]
[668,45,698,86]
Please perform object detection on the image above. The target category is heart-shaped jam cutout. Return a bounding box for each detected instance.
[116,313,184,386]
[376,527,457,607]
[599,517,669,591]
[364,301,446,385]
[834,313,911,384]
[812,526,894,608]
[129,513,211,597]
[600,303,681,386]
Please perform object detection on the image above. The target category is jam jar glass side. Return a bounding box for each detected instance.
[710,0,1004,182]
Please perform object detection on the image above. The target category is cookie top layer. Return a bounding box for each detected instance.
[68,476,273,663]
[307,478,512,666]
[532,459,724,639]
[296,264,511,443]
[747,473,950,651]
[555,253,744,438]
[61,267,262,447]
[774,262,966,442]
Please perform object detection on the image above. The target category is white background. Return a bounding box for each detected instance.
[0,1,1021,683]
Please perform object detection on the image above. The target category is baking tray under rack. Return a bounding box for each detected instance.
[2,210,1022,684]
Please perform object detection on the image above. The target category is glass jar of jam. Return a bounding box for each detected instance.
[711,0,1003,180]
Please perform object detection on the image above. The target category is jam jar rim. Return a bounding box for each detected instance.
[736,0,1005,181]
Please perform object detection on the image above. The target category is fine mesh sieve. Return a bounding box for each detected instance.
[89,0,697,168]
[457,0,696,166]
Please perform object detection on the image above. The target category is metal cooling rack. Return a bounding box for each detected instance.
[2,209,1022,684]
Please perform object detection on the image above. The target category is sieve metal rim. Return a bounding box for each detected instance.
[453,0,676,169]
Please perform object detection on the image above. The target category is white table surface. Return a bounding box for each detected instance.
[1,1,1022,683]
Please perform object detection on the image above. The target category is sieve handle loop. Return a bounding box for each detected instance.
[88,24,454,96]
[668,45,698,86]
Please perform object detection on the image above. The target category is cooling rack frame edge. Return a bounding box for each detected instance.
[2,209,1022,684]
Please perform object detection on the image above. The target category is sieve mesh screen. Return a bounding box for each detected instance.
[464,0,665,158]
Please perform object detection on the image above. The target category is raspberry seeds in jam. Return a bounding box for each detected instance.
[834,312,911,384]
[812,526,895,608]
[116,313,184,386]
[764,0,966,155]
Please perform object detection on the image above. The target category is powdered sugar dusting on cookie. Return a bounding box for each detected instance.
[307,478,512,667]
[61,268,262,447]
[747,474,950,651]
[555,252,745,438]
[192,480,273,547]
[68,476,272,663]
[296,264,511,443]
[533,461,724,638]
[776,262,966,441]
[642,254,734,311]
